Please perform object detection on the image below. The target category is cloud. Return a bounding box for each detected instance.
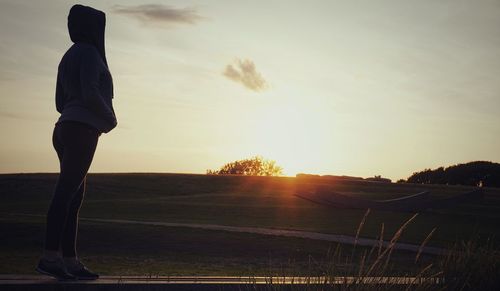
[112,4,203,26]
[223,59,268,92]
[0,111,23,119]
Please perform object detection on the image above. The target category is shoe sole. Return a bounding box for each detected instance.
[36,267,76,281]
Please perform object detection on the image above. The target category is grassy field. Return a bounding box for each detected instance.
[0,173,499,276]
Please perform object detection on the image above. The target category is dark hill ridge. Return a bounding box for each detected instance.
[404,161,500,188]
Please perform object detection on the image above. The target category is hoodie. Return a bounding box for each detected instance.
[56,4,117,133]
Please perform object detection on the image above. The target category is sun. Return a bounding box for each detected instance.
[247,100,333,177]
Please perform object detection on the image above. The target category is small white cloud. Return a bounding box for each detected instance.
[223,59,268,92]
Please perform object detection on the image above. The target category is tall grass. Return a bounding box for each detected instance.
[241,209,500,291]
[439,236,500,291]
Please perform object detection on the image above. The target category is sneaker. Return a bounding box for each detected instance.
[36,258,76,281]
[66,260,99,280]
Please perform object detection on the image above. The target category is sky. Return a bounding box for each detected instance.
[1,0,499,180]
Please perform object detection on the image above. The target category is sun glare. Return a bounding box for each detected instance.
[249,101,331,176]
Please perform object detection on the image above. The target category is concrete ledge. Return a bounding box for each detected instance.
[0,275,441,290]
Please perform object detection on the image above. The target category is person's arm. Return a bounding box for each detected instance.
[80,48,117,126]
[55,76,64,114]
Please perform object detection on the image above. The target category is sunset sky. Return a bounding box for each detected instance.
[1,0,499,180]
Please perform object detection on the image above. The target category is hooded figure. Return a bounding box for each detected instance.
[55,4,117,133]
[37,5,116,281]
[68,4,108,67]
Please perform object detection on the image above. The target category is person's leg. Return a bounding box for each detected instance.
[61,177,86,259]
[41,125,66,261]
[39,122,99,280]
[58,124,100,280]
[43,123,98,257]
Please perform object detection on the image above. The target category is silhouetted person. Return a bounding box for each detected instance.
[37,4,117,280]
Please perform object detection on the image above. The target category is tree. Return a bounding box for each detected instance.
[406,161,500,187]
[207,156,283,176]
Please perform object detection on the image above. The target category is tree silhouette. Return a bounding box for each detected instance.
[207,156,283,176]
[403,161,500,187]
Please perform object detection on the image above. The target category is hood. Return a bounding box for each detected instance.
[68,4,108,67]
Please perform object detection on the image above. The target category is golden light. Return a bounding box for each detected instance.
[249,100,331,176]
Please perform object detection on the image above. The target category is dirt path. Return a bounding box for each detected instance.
[10,214,444,255]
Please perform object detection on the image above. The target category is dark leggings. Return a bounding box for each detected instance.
[44,121,99,257]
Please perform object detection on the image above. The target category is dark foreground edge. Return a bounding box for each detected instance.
[0,275,442,291]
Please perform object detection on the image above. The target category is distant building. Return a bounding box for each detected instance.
[365,176,392,183]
